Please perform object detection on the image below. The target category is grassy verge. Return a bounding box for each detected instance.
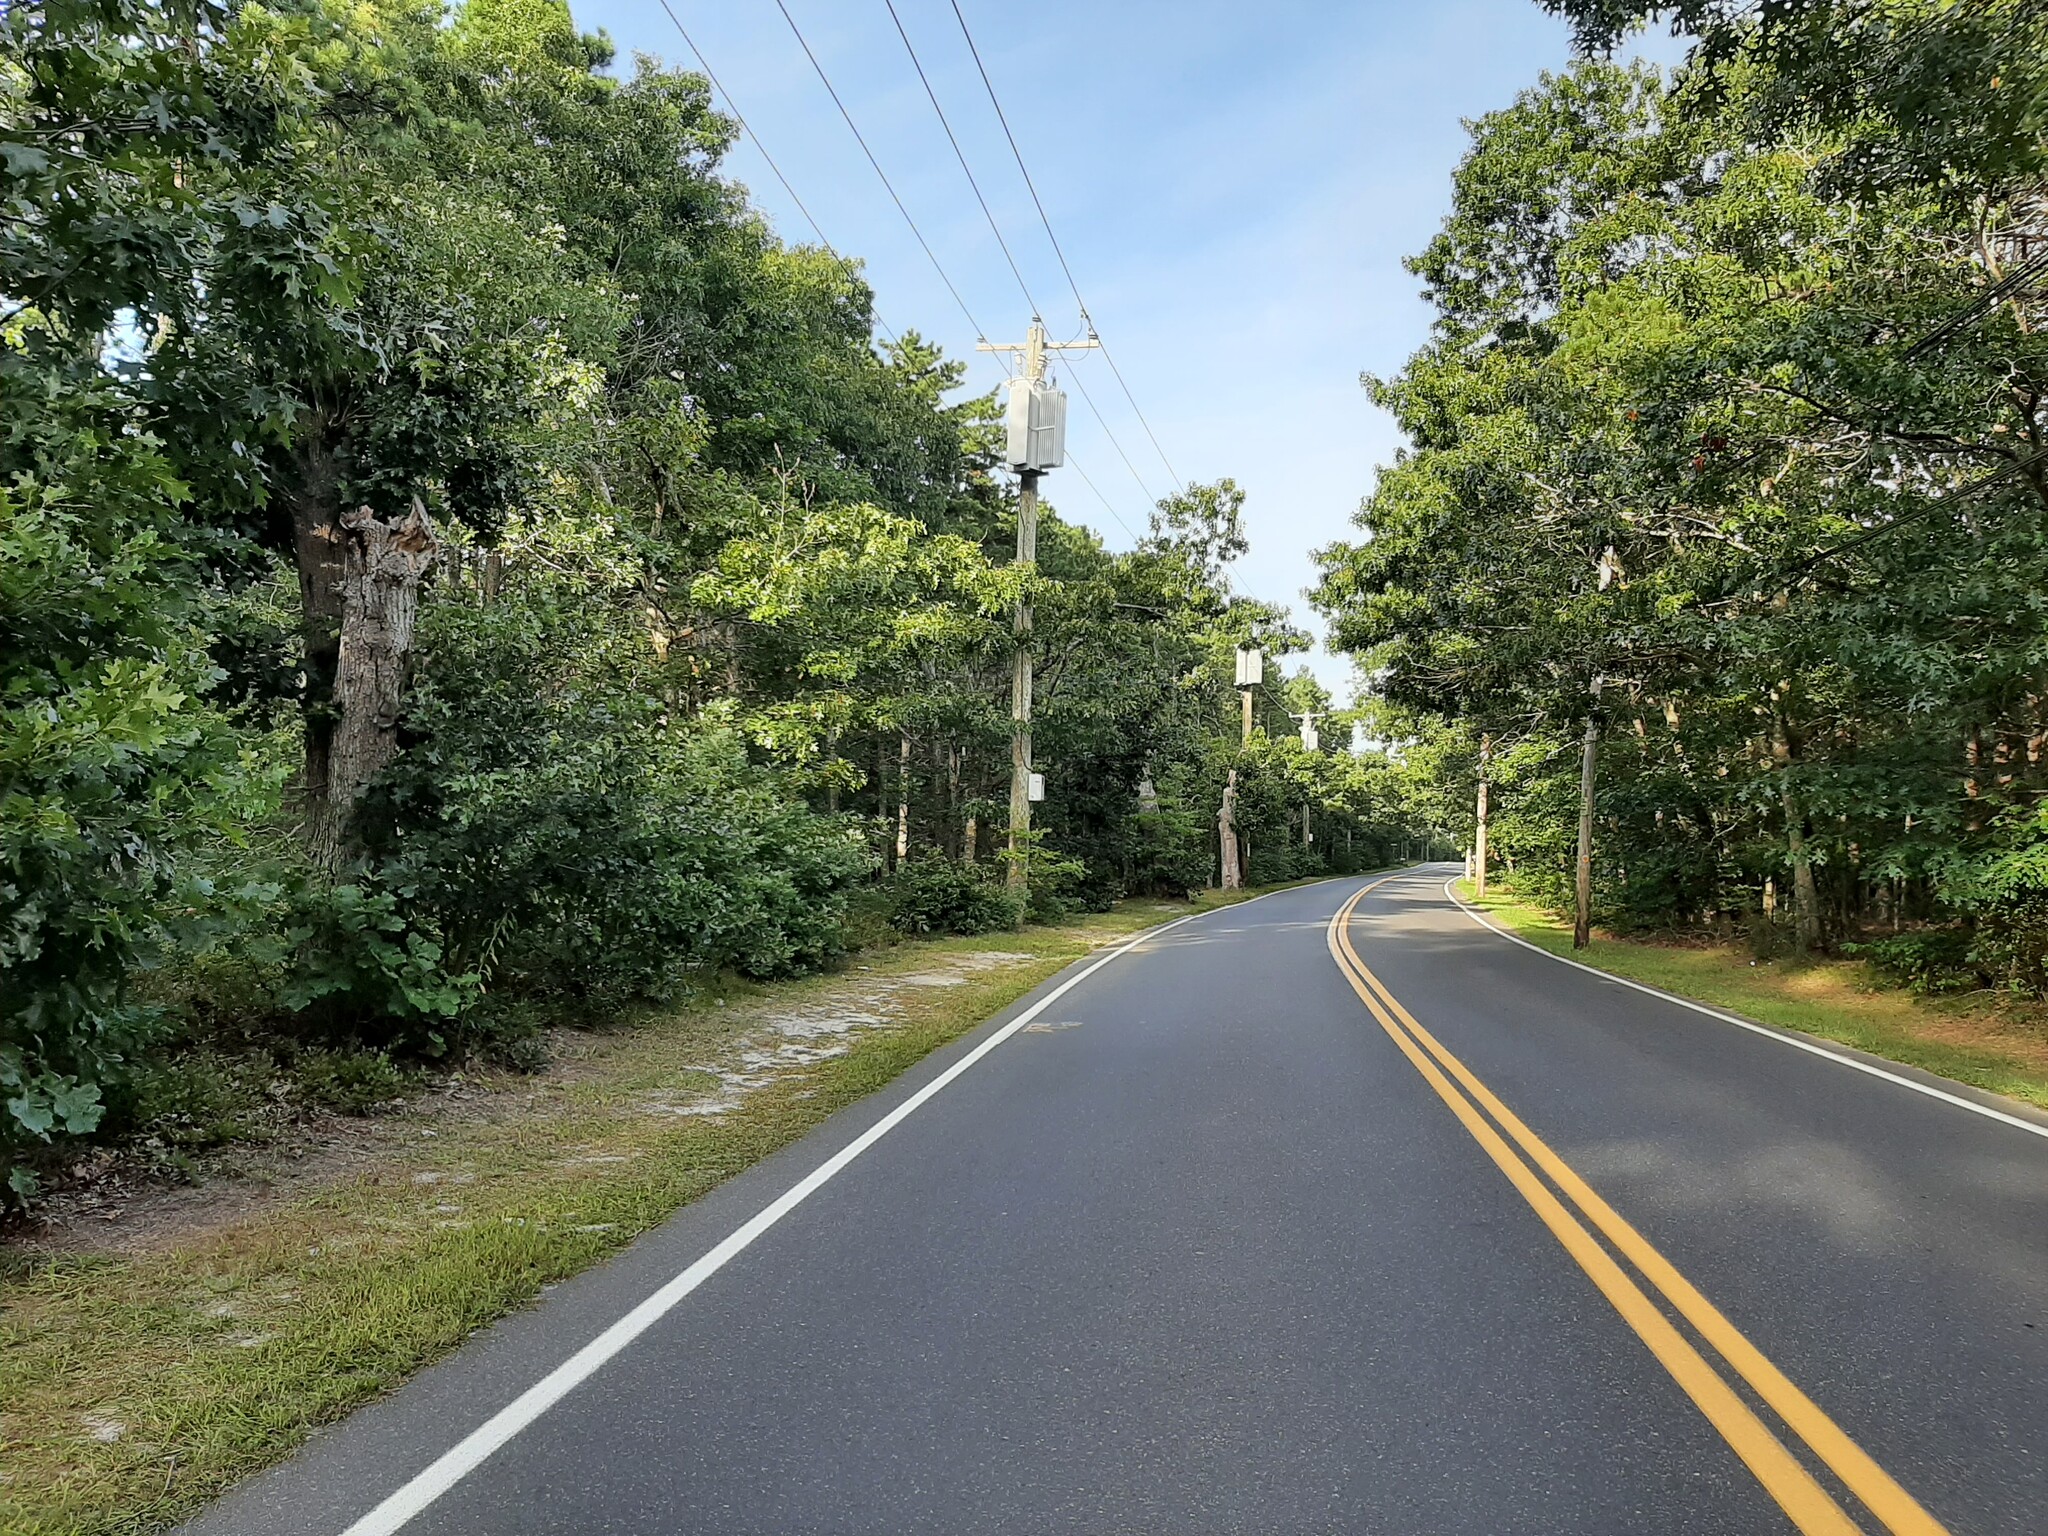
[0,884,1291,1536]
[1455,880,2048,1112]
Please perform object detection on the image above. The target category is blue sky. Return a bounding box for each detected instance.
[574,0,1662,695]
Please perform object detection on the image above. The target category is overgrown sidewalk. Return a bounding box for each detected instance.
[0,892,1258,1536]
[1458,882,2048,1113]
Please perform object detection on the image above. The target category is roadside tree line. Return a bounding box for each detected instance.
[1315,0,2048,988]
[0,0,1430,1197]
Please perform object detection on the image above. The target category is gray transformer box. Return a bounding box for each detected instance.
[1005,378,1067,471]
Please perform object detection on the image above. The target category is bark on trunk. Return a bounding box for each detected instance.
[895,731,912,865]
[1771,709,1823,953]
[306,499,441,872]
[285,431,349,846]
[1218,768,1243,890]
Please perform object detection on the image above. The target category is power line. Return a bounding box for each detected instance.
[945,0,1087,322]
[653,0,899,347]
[769,0,989,342]
[880,4,1171,524]
[945,0,1185,492]
[1060,360,1156,503]
[880,0,1044,321]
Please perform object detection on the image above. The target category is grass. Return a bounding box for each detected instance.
[1456,880,2048,1113]
[0,885,1284,1536]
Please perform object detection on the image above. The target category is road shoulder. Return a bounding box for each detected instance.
[1451,878,2048,1119]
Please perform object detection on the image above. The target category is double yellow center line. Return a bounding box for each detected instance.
[1327,879,1948,1536]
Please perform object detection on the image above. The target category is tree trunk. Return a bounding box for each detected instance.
[1218,768,1242,890]
[1575,710,1598,949]
[285,428,349,850]
[1771,712,1823,953]
[895,731,912,865]
[306,499,440,872]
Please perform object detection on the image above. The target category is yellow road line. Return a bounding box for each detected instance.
[1327,877,1949,1536]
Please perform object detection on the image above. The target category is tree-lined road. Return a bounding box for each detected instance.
[188,869,2048,1535]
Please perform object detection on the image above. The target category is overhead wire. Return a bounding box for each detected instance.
[867,0,1165,541]
[879,0,1044,321]
[945,0,1185,493]
[653,0,902,348]
[768,0,989,343]
[669,5,1264,615]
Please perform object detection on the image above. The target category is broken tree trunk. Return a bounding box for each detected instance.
[306,499,441,872]
[1219,768,1243,890]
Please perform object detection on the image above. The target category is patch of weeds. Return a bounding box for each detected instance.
[116,1050,282,1149]
[294,1049,415,1117]
[838,886,903,953]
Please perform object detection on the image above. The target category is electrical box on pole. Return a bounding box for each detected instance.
[1301,720,1319,753]
[1027,772,1045,803]
[1004,378,1066,471]
[1234,647,1263,688]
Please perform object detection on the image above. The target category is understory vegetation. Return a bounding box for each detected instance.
[1,0,1433,1201]
[1318,0,2048,1009]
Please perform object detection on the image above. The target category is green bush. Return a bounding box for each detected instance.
[295,1048,415,1116]
[1125,807,1212,899]
[886,855,1023,935]
[0,390,257,1199]
[275,882,482,1056]
[361,581,871,1001]
[114,1048,280,1149]
[1847,929,1983,995]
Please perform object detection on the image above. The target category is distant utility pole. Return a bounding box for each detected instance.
[1575,680,1603,949]
[1236,644,1263,747]
[1474,732,1491,899]
[1290,710,1320,851]
[977,319,1098,893]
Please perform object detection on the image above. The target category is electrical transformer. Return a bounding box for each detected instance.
[1005,378,1067,471]
[1234,646,1263,688]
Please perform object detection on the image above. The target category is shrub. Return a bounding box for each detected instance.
[1848,928,1983,995]
[886,855,1023,935]
[275,881,482,1056]
[360,577,871,1002]
[114,1049,280,1149]
[1125,807,1212,898]
[295,1048,414,1115]
[0,393,257,1200]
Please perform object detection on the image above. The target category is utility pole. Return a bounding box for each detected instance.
[1474,732,1491,899]
[1235,645,1263,748]
[1289,710,1320,854]
[977,320,1098,894]
[1575,681,1602,949]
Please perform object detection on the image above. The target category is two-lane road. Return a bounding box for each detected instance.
[188,868,2048,1535]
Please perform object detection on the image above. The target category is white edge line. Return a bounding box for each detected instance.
[338,878,1346,1536]
[1436,875,2048,1144]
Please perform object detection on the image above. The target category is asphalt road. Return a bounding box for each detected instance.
[185,867,2048,1536]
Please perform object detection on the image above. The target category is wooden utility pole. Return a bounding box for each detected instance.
[1006,467,1038,891]
[1575,686,1602,949]
[979,320,1097,895]
[1474,733,1491,899]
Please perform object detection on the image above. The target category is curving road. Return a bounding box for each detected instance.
[186,867,2048,1536]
